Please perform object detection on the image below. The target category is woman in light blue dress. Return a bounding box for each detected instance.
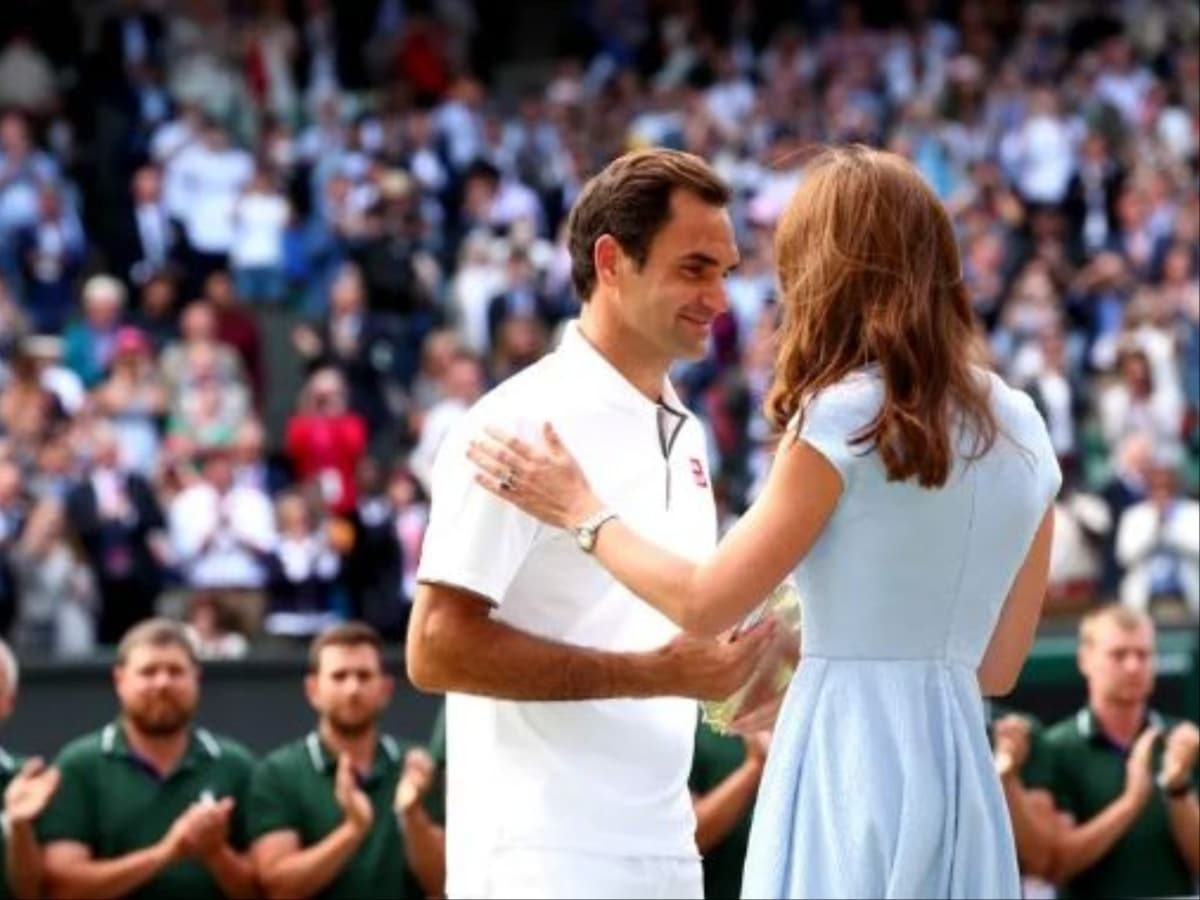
[466,146,1061,899]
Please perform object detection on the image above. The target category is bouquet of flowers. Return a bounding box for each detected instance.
[701,577,802,735]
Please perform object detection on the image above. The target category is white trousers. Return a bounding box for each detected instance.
[459,848,703,900]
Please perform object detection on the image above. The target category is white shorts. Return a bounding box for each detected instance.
[465,848,703,900]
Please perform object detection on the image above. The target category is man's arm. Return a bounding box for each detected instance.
[43,838,181,900]
[398,803,444,896]
[1164,790,1200,875]
[693,735,766,854]
[201,844,258,899]
[251,754,374,900]
[1050,728,1158,884]
[406,582,771,702]
[997,771,1058,878]
[5,819,44,899]
[251,825,367,900]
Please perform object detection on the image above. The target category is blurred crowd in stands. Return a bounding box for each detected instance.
[0,0,1195,658]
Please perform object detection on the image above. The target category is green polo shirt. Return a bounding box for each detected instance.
[426,703,447,827]
[37,721,255,900]
[0,745,25,900]
[1041,707,1200,900]
[247,731,422,899]
[689,721,757,900]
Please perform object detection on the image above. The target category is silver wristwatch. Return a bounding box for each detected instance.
[573,509,618,553]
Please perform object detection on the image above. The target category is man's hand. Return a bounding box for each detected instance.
[655,622,775,702]
[335,754,374,834]
[3,757,60,824]
[182,796,235,861]
[1160,721,1199,792]
[1124,726,1161,808]
[993,715,1032,777]
[741,731,772,771]
[162,803,207,863]
[394,748,436,815]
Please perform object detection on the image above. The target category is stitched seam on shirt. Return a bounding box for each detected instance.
[941,468,978,659]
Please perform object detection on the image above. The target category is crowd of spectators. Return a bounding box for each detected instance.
[0,0,1195,658]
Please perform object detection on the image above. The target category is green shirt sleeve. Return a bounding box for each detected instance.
[245,758,299,842]
[227,746,257,851]
[36,749,96,848]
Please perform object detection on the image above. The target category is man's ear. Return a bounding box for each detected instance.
[594,234,624,288]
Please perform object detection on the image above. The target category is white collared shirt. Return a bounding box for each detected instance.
[418,321,717,890]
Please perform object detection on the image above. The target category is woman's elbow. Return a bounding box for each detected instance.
[977,664,1020,698]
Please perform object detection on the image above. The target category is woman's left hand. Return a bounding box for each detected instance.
[467,423,602,529]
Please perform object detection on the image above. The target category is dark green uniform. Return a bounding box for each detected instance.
[36,721,255,900]
[689,721,757,900]
[246,731,422,899]
[1040,707,1200,899]
[426,703,447,827]
[0,746,24,900]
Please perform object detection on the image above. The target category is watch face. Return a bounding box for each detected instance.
[577,527,594,552]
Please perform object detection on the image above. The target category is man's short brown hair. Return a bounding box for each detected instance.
[308,621,385,673]
[566,148,731,301]
[116,618,198,667]
[1079,605,1154,647]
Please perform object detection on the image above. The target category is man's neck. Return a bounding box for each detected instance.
[578,304,669,403]
[122,718,190,778]
[1090,699,1147,748]
[318,720,378,773]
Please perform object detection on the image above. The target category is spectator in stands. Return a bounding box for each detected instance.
[183,590,249,661]
[230,167,290,305]
[408,350,484,493]
[689,724,768,900]
[11,499,97,657]
[168,444,275,636]
[131,272,180,353]
[14,184,85,336]
[0,638,61,899]
[0,343,64,466]
[63,275,127,390]
[291,266,396,433]
[284,367,368,518]
[1099,345,1184,458]
[345,461,423,640]
[38,619,257,898]
[1115,462,1200,620]
[262,490,343,640]
[247,622,444,898]
[113,165,179,291]
[0,458,26,636]
[205,269,263,405]
[93,326,168,478]
[65,422,167,645]
[1036,606,1199,898]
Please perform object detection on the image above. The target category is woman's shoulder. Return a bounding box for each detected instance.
[792,367,885,432]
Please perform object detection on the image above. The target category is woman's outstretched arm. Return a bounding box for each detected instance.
[469,425,842,635]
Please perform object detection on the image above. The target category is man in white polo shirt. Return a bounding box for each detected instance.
[407,149,771,899]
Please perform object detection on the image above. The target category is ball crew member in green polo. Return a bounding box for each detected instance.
[1031,606,1199,899]
[0,639,62,900]
[37,619,258,899]
[248,622,444,899]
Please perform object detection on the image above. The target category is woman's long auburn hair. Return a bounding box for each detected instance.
[765,145,997,488]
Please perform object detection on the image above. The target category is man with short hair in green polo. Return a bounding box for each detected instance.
[37,619,257,899]
[0,638,61,900]
[1037,605,1199,898]
[248,622,444,898]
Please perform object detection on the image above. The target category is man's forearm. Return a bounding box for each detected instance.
[398,806,445,897]
[45,842,173,900]
[5,820,43,900]
[999,773,1056,878]
[259,823,365,899]
[694,759,763,853]
[203,846,258,899]
[411,611,669,701]
[1165,791,1200,875]
[1052,792,1143,883]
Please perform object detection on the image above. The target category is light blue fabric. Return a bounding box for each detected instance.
[742,368,1062,899]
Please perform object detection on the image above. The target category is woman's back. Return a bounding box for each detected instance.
[794,366,1061,665]
[744,367,1061,899]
